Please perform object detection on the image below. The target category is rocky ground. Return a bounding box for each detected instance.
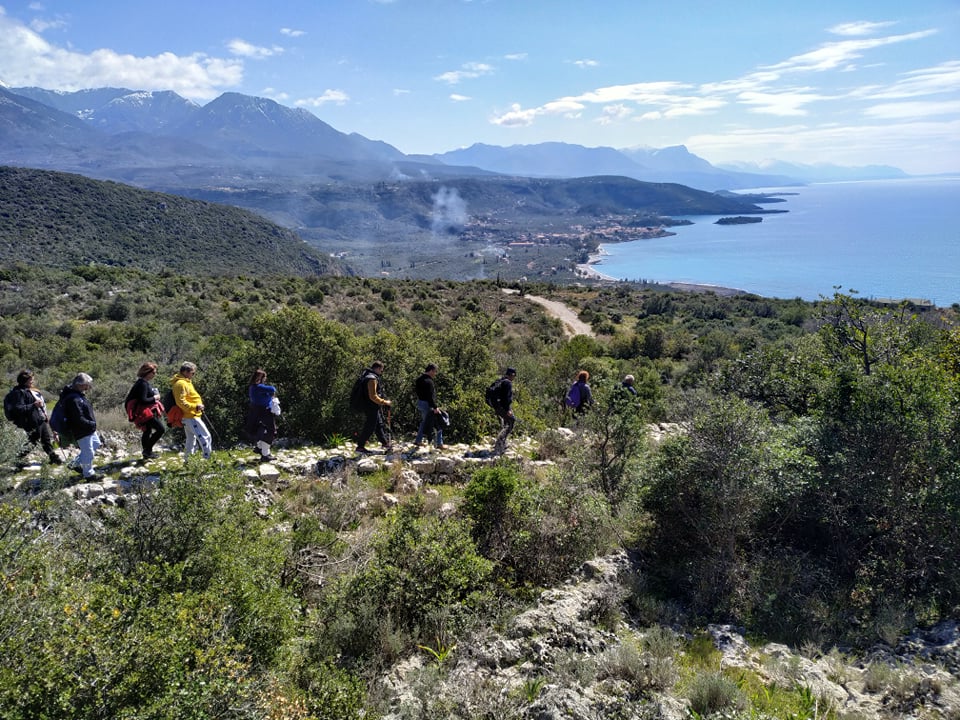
[7,429,960,719]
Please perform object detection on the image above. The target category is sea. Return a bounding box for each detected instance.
[591,177,960,306]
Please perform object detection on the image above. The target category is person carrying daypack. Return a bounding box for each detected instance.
[353,361,392,454]
[56,373,102,480]
[124,362,165,460]
[565,370,593,417]
[4,369,63,465]
[488,367,516,455]
[244,368,278,463]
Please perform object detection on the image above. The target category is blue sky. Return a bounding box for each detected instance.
[1,1,958,174]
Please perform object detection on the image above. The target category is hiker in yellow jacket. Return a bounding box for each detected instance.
[171,361,211,459]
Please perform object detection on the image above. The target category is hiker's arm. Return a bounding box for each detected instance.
[367,378,390,406]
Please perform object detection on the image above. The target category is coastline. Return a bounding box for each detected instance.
[575,247,620,282]
[576,246,746,296]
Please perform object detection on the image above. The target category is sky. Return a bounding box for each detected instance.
[1,1,959,175]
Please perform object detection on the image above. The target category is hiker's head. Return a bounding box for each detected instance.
[137,362,158,379]
[577,370,590,383]
[70,372,93,391]
[371,361,384,374]
[250,368,267,385]
[425,363,438,376]
[505,368,517,379]
[16,369,34,387]
[179,361,197,377]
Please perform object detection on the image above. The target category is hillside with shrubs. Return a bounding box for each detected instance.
[1,262,959,718]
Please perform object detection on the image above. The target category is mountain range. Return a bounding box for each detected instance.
[3,86,908,189]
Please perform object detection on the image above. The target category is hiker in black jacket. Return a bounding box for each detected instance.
[125,362,165,460]
[491,367,516,455]
[59,373,102,480]
[4,369,63,464]
[414,363,444,449]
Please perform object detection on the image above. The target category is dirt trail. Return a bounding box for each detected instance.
[503,289,594,338]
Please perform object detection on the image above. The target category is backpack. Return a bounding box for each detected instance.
[161,388,183,428]
[485,378,504,409]
[350,372,373,412]
[565,382,581,409]
[3,388,22,423]
[49,400,67,434]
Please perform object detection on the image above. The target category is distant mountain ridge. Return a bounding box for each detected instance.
[5,85,907,189]
[434,142,800,190]
[718,158,909,182]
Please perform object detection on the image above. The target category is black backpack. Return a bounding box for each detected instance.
[3,388,22,424]
[485,378,504,409]
[350,371,373,412]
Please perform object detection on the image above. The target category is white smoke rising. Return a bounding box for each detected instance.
[431,186,467,234]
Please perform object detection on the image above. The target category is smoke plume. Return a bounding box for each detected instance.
[431,186,467,234]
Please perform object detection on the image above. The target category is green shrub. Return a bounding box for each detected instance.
[0,422,27,471]
[463,464,613,587]
[686,671,746,716]
[319,501,492,666]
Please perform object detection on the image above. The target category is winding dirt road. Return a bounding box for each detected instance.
[502,289,594,338]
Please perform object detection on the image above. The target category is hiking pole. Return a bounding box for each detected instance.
[201,408,222,450]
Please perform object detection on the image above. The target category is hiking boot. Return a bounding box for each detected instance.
[48,454,64,465]
[259,454,275,463]
[356,446,371,455]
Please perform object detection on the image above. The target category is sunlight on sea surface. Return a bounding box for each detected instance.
[594,177,960,306]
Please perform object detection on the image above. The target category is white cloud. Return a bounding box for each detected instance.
[863,100,960,119]
[393,88,411,96]
[856,61,960,100]
[280,28,305,37]
[29,16,65,32]
[763,30,937,74]
[828,21,896,37]
[450,93,471,102]
[574,59,599,68]
[294,89,349,107]
[568,81,692,104]
[0,10,243,100]
[227,39,282,59]
[490,103,539,127]
[597,104,632,124]
[738,89,827,116]
[504,52,527,61]
[434,61,493,84]
[263,87,289,101]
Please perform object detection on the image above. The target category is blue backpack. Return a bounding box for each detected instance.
[49,400,67,434]
[566,382,581,409]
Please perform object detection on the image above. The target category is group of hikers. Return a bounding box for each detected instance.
[3,362,222,481]
[352,361,516,455]
[5,359,638,480]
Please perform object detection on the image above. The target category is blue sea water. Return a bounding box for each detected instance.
[593,177,960,306]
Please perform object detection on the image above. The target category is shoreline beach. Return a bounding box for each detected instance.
[576,247,746,296]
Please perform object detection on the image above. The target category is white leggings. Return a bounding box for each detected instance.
[183,417,212,458]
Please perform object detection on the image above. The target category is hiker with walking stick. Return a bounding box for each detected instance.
[353,360,393,455]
